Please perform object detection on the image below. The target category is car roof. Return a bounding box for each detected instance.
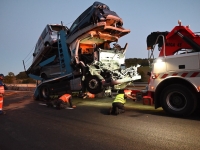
[69,1,110,30]
[47,24,63,26]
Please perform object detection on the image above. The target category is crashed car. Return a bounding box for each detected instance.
[68,30,141,94]
[66,1,124,44]
[37,29,141,94]
[24,2,141,96]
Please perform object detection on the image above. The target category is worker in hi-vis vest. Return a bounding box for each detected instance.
[0,74,5,115]
[109,89,134,115]
[47,90,76,110]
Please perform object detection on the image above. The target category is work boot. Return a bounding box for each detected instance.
[119,109,125,114]
[0,110,6,115]
[108,107,112,115]
[60,103,66,109]
[115,107,119,115]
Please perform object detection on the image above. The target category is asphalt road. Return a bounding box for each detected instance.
[1,91,200,150]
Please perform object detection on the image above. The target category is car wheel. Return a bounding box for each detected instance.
[45,42,50,47]
[160,84,197,117]
[40,85,51,100]
[85,75,103,94]
[41,73,48,80]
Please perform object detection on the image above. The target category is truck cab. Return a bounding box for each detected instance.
[146,21,200,117]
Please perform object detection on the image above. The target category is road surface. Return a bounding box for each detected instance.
[0,91,200,150]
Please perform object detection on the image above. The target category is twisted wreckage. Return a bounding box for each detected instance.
[24,1,141,99]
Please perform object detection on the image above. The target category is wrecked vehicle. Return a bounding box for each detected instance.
[23,1,141,100]
[68,30,141,94]
[67,1,123,40]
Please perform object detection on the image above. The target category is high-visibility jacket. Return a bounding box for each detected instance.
[59,94,71,103]
[0,85,4,94]
[0,85,4,111]
[113,94,126,104]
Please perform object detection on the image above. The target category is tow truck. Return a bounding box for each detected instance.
[138,20,200,117]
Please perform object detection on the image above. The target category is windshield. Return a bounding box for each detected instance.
[50,25,65,31]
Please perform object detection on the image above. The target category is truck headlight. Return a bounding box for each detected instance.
[155,58,163,63]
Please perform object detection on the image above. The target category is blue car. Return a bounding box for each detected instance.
[67,1,123,38]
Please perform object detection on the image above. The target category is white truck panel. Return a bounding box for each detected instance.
[165,52,200,71]
[149,52,200,92]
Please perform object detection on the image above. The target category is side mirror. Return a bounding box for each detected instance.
[33,53,36,57]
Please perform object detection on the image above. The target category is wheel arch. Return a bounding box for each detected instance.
[154,77,199,108]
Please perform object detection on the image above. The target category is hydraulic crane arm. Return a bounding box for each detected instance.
[176,31,200,52]
[146,21,200,57]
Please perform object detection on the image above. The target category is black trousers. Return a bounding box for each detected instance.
[111,102,125,114]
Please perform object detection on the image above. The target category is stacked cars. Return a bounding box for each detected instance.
[27,24,68,76]
[24,1,141,98]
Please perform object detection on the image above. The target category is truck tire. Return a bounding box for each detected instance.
[160,84,197,117]
[85,75,103,94]
[40,85,51,100]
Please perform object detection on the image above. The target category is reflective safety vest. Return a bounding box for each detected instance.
[0,85,4,111]
[0,86,4,94]
[113,94,126,104]
[59,94,71,103]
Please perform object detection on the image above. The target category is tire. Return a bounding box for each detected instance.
[160,84,197,117]
[40,85,51,100]
[85,75,103,94]
[45,42,50,47]
[41,73,48,80]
